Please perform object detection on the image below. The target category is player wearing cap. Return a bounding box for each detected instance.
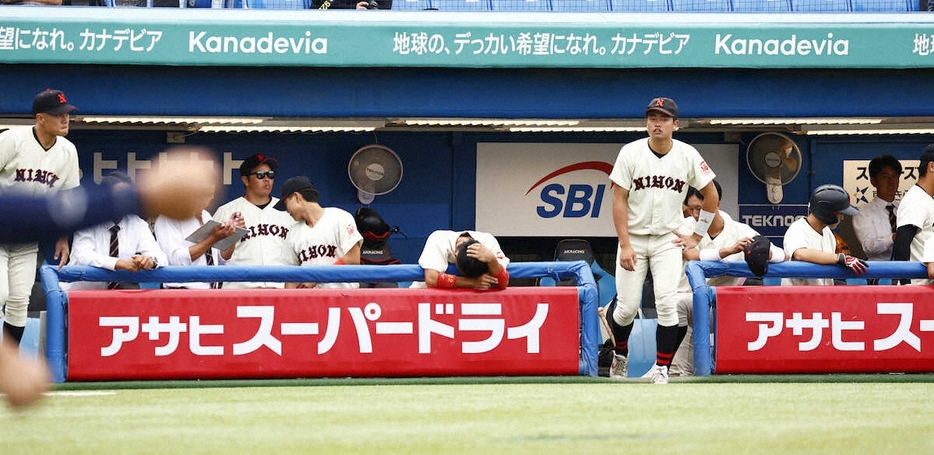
[667,183,786,376]
[412,230,510,290]
[894,145,934,284]
[0,89,80,346]
[276,176,363,289]
[782,184,868,286]
[213,154,296,289]
[604,96,718,384]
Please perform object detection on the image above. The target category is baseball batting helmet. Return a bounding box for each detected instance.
[809,184,858,225]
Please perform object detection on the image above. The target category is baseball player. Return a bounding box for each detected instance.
[0,89,80,346]
[782,184,868,286]
[604,97,718,384]
[894,145,934,284]
[412,230,510,290]
[669,183,787,376]
[276,176,363,289]
[213,154,296,289]
[852,155,902,263]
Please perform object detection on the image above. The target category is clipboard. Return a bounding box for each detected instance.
[185,220,248,251]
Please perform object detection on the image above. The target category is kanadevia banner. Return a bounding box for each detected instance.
[476,143,738,237]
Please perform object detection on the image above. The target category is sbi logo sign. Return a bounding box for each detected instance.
[526,161,613,219]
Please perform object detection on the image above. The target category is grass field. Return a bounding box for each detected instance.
[3,376,934,455]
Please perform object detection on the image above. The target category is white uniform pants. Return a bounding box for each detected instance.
[612,233,681,327]
[0,242,39,327]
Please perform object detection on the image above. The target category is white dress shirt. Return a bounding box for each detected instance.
[68,214,167,290]
[852,196,897,261]
[154,210,225,289]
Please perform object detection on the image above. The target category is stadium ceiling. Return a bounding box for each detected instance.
[3,116,934,136]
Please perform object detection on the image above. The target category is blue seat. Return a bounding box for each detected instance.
[850,0,909,10]
[610,0,669,11]
[243,0,308,8]
[791,0,850,10]
[551,0,609,10]
[392,0,431,8]
[490,0,550,9]
[732,0,790,10]
[671,0,730,11]
[430,0,491,9]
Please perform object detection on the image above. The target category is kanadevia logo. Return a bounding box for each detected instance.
[525,161,613,219]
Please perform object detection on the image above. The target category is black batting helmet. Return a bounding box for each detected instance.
[809,184,858,225]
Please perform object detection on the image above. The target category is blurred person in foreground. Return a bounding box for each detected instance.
[0,146,220,410]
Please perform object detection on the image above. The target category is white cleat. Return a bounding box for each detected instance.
[641,364,670,385]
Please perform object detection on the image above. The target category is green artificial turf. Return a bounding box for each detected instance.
[4,379,933,455]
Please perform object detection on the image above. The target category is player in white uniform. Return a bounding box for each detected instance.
[412,230,510,290]
[276,176,363,289]
[894,146,934,284]
[213,154,296,289]
[783,184,868,286]
[0,89,80,345]
[669,183,786,376]
[605,97,718,384]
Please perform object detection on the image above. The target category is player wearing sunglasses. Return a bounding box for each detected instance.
[212,154,297,289]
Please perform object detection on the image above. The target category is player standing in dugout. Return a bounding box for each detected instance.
[604,97,719,385]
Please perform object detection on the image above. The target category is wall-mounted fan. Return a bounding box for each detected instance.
[746,132,802,204]
[348,145,403,204]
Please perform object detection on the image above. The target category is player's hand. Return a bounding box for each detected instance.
[54,236,70,270]
[672,231,703,250]
[618,244,636,272]
[466,242,496,264]
[837,253,868,275]
[209,223,236,241]
[0,341,50,409]
[296,282,318,289]
[228,212,246,229]
[728,237,754,256]
[132,254,157,270]
[470,274,498,290]
[114,258,140,272]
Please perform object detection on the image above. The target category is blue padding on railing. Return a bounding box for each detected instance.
[685,260,930,377]
[44,261,599,381]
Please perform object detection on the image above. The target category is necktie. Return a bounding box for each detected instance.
[108,224,120,289]
[886,204,897,234]
[198,214,218,289]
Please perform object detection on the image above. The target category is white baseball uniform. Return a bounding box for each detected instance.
[0,126,79,327]
[609,137,715,327]
[782,217,835,286]
[154,210,226,289]
[284,207,363,289]
[671,211,758,376]
[410,230,510,288]
[895,184,934,285]
[213,196,296,289]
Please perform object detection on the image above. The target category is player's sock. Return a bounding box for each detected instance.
[604,300,634,357]
[676,325,688,347]
[655,324,679,368]
[2,321,24,346]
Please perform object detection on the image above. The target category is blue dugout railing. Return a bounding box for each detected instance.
[40,261,600,383]
[685,260,930,376]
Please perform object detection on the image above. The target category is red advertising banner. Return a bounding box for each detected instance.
[716,286,934,374]
[66,287,580,381]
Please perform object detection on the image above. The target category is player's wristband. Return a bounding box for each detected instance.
[693,209,716,238]
[492,267,510,289]
[334,258,345,265]
[699,248,721,262]
[437,273,457,289]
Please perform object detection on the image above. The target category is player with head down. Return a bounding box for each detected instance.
[604,97,719,384]
[413,230,509,290]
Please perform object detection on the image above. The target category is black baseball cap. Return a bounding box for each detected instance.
[645,97,678,119]
[920,144,934,172]
[743,235,771,277]
[274,176,319,211]
[239,154,279,176]
[32,89,78,116]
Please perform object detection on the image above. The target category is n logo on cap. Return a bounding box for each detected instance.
[654,98,665,107]
[57,93,67,104]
